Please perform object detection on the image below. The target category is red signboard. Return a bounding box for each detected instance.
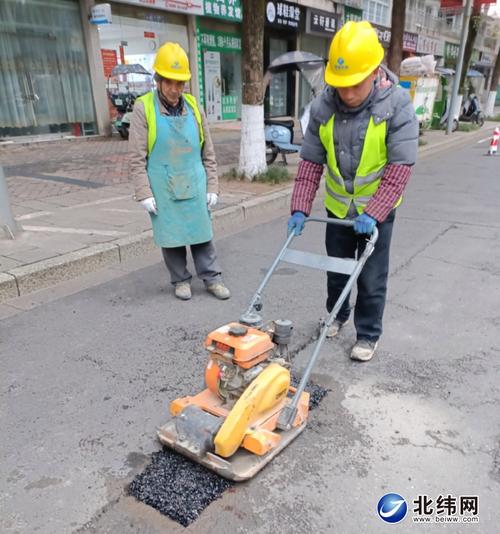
[144,31,156,38]
[101,49,118,78]
[441,0,496,7]
[440,0,462,7]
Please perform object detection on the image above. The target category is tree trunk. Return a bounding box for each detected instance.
[386,0,406,76]
[485,47,500,116]
[459,6,481,95]
[238,0,267,179]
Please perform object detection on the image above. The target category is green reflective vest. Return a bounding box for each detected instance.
[319,115,401,218]
[137,91,204,155]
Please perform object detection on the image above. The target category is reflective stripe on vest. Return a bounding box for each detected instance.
[319,115,400,218]
[137,91,204,155]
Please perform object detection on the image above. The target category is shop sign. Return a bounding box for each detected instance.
[373,24,391,45]
[101,49,118,78]
[112,0,203,16]
[199,29,241,52]
[445,41,460,60]
[265,1,303,30]
[403,32,418,53]
[343,5,363,22]
[90,4,112,24]
[204,0,242,21]
[417,35,444,56]
[372,25,419,53]
[306,8,340,37]
[480,51,494,64]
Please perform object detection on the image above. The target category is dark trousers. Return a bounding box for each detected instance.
[325,209,395,342]
[161,240,222,286]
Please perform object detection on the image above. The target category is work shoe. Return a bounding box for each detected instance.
[206,282,231,300]
[350,339,378,362]
[326,319,349,338]
[174,282,191,301]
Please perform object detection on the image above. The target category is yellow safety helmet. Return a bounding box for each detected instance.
[153,42,191,82]
[325,21,384,88]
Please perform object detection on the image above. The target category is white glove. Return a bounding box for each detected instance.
[141,196,157,215]
[207,193,218,209]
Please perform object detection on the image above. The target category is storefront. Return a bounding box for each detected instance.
[196,1,243,123]
[264,0,305,118]
[0,0,97,139]
[298,7,340,116]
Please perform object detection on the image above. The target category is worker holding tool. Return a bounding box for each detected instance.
[129,42,230,301]
[287,21,418,361]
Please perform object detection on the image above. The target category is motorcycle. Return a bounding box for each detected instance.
[459,93,485,127]
[107,64,154,140]
[264,51,326,165]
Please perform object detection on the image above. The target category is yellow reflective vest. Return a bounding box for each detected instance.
[137,91,204,155]
[319,115,401,218]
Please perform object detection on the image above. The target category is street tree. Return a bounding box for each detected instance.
[485,46,500,116]
[459,2,483,95]
[386,0,406,76]
[238,0,267,179]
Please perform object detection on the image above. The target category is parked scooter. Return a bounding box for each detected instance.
[459,93,485,127]
[264,52,326,165]
[107,64,154,140]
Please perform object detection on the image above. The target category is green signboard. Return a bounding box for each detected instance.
[445,42,460,60]
[197,24,242,121]
[203,0,242,22]
[199,28,242,52]
[344,6,362,23]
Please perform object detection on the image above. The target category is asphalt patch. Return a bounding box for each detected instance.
[129,380,329,527]
[128,448,233,527]
[291,376,331,410]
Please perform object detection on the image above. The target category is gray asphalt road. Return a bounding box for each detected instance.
[1,138,499,534]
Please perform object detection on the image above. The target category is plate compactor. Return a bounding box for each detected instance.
[158,218,378,480]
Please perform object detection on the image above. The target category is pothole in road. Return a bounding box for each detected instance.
[128,379,330,527]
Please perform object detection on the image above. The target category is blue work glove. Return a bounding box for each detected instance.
[354,213,376,235]
[287,211,306,236]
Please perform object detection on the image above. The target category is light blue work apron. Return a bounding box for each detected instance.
[146,95,213,248]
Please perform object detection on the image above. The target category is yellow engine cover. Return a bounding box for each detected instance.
[213,363,290,458]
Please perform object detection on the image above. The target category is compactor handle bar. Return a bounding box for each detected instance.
[241,217,378,321]
[239,217,379,431]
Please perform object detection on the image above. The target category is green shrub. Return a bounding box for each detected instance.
[222,166,291,184]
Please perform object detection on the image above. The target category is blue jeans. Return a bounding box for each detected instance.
[325,209,396,342]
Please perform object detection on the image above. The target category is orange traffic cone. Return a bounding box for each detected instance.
[487,127,500,156]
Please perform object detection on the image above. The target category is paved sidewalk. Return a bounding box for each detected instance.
[0,123,494,303]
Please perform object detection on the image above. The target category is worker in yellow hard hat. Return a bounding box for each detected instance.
[288,21,418,362]
[129,42,230,301]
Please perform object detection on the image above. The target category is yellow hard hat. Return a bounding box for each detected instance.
[153,42,191,82]
[325,21,384,87]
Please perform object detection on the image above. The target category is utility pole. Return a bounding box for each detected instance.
[446,0,473,135]
[0,165,20,239]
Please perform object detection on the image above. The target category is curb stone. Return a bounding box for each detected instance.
[0,189,293,303]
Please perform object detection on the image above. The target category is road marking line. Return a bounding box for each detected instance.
[22,225,127,236]
[61,195,130,210]
[16,211,53,221]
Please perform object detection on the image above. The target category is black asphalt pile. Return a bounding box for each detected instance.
[128,448,233,527]
[291,376,330,410]
[129,380,328,527]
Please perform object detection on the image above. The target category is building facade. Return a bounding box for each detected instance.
[0,0,498,141]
